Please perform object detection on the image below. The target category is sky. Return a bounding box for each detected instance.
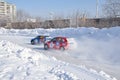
[6,0,105,18]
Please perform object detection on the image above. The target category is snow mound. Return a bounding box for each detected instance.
[1,27,120,39]
[0,40,49,61]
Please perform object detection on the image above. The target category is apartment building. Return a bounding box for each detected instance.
[0,0,16,22]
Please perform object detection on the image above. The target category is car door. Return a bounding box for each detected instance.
[54,39,60,49]
[49,38,57,48]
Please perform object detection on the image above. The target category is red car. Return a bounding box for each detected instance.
[44,37,68,50]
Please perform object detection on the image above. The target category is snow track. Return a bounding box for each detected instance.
[0,40,117,80]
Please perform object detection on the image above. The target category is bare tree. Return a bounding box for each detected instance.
[103,0,120,18]
[70,10,89,27]
[35,16,42,22]
[52,14,64,20]
[16,9,31,22]
[0,16,10,27]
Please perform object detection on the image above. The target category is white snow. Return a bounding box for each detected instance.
[0,27,120,80]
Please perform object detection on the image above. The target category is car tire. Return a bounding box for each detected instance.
[44,44,49,50]
[60,46,65,51]
[31,41,35,45]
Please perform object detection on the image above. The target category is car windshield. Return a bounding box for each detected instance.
[36,36,40,38]
[51,38,57,42]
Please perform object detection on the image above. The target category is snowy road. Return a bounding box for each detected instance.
[0,34,120,80]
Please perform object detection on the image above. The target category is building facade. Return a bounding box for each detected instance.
[0,0,16,22]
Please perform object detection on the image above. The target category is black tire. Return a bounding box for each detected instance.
[44,44,49,50]
[31,41,35,45]
[60,46,65,51]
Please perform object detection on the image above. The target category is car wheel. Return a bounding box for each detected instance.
[44,44,49,50]
[31,41,35,45]
[60,46,65,51]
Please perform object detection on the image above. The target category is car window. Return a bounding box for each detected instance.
[51,38,56,42]
[57,38,62,42]
[36,36,39,39]
[40,36,44,39]
[61,39,65,42]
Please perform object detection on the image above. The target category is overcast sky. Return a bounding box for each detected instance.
[6,0,105,18]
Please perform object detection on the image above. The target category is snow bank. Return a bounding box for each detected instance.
[0,40,49,61]
[1,27,120,39]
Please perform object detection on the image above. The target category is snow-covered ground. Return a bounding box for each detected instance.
[0,27,120,80]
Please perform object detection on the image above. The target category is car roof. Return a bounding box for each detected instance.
[54,37,67,39]
[37,35,49,37]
